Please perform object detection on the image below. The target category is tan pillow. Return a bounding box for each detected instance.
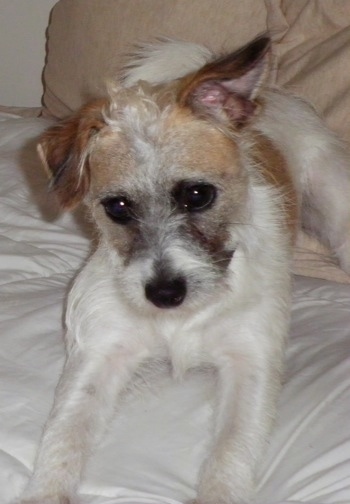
[42,0,267,119]
[267,0,350,142]
[293,232,350,284]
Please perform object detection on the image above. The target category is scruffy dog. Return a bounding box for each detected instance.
[17,36,350,504]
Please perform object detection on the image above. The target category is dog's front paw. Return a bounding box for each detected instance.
[196,456,255,504]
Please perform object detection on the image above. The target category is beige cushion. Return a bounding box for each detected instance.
[293,232,350,284]
[267,0,350,142]
[0,105,42,118]
[42,0,267,119]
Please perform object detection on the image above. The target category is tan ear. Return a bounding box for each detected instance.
[178,36,270,126]
[37,99,107,210]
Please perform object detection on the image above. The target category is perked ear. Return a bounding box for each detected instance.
[177,36,271,126]
[37,99,107,210]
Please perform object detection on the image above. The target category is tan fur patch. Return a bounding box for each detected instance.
[161,107,243,176]
[252,134,298,241]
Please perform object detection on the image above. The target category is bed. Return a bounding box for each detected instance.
[1,2,350,503]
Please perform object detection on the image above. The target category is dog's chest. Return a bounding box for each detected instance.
[154,317,204,376]
[150,307,234,377]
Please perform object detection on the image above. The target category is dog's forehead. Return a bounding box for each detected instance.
[159,110,240,174]
[89,108,241,196]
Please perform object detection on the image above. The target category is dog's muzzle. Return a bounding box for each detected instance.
[145,276,187,309]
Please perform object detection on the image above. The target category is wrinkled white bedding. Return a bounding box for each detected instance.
[0,112,349,504]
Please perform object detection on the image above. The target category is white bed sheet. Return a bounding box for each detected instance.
[0,113,349,504]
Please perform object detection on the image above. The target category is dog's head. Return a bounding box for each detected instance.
[38,36,273,312]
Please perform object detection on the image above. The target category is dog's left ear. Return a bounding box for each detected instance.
[178,36,270,126]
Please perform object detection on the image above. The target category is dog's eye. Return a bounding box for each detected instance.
[173,182,216,212]
[101,196,134,224]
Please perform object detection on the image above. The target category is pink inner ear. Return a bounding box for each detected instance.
[197,82,227,106]
[194,81,256,124]
[195,56,267,108]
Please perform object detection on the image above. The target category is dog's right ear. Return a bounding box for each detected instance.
[37,99,107,210]
[177,36,270,127]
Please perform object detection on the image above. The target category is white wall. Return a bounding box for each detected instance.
[0,0,58,107]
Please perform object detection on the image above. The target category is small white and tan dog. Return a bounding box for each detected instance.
[17,36,350,504]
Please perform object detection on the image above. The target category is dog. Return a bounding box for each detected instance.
[16,35,350,504]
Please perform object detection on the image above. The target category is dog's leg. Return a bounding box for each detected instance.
[197,341,282,504]
[16,345,147,504]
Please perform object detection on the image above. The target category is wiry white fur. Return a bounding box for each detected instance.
[22,192,289,504]
[122,38,212,87]
[17,187,291,504]
[15,39,350,504]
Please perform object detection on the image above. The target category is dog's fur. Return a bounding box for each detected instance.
[16,36,350,504]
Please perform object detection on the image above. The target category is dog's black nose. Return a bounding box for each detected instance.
[145,277,187,308]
